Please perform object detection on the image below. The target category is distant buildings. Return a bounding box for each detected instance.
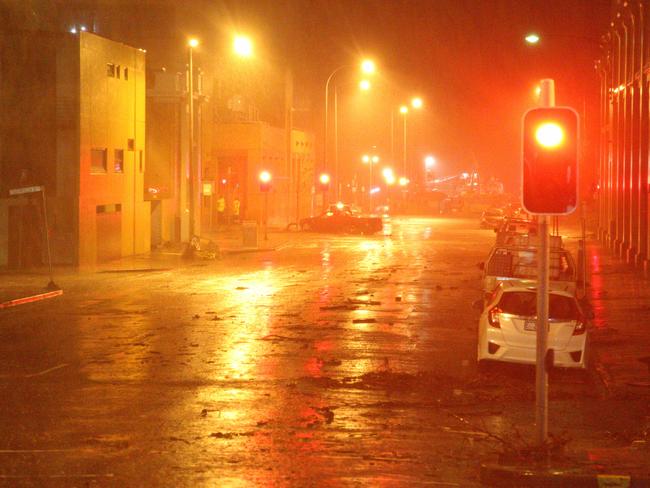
[0,5,316,268]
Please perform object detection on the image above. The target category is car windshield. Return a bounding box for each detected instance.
[497,291,579,320]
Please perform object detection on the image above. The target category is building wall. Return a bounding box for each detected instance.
[214,122,308,227]
[78,32,149,265]
[597,1,650,269]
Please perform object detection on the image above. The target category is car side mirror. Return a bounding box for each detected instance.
[472,299,484,310]
[477,262,485,270]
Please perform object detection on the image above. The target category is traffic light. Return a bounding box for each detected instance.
[522,107,579,215]
[318,173,331,192]
[259,170,272,192]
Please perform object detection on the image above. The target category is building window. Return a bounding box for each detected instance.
[124,67,129,80]
[106,63,115,77]
[91,148,107,173]
[127,138,134,151]
[114,149,124,173]
[139,150,144,173]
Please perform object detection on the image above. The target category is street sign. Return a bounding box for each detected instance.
[9,185,43,196]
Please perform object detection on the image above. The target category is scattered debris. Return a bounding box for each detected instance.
[352,318,376,324]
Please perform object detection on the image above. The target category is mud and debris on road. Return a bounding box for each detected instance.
[0,217,648,486]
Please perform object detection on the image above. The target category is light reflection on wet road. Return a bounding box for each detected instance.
[0,217,616,486]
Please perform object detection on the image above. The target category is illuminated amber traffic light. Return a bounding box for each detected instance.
[522,107,579,214]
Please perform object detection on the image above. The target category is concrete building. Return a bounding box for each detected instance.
[212,122,315,228]
[0,31,149,267]
[596,1,650,270]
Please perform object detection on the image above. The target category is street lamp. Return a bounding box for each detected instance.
[525,33,541,45]
[424,155,436,169]
[324,58,377,199]
[233,34,253,58]
[359,79,371,91]
[382,167,396,185]
[398,100,423,179]
[187,37,199,252]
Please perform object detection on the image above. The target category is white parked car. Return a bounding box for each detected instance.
[477,282,588,369]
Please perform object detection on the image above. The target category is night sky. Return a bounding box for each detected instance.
[7,0,611,191]
[193,0,611,191]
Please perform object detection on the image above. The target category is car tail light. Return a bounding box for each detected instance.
[573,316,586,336]
[488,306,501,328]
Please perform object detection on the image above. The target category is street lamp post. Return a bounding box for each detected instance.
[362,154,379,210]
[400,105,409,177]
[187,38,199,251]
[324,59,375,200]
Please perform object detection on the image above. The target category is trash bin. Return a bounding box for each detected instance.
[242,220,258,248]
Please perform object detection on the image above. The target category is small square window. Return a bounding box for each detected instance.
[127,138,135,151]
[91,148,107,173]
[106,63,115,77]
[114,149,124,173]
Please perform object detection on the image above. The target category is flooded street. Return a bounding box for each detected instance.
[0,217,646,486]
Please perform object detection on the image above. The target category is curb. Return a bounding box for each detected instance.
[480,464,650,487]
[0,289,63,309]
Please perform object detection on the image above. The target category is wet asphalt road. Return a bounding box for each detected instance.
[0,217,643,486]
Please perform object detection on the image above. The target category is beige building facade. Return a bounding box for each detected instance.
[0,31,149,267]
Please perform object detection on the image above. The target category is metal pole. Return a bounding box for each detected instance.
[334,86,339,200]
[40,189,58,290]
[264,192,268,241]
[535,215,550,446]
[535,78,555,448]
[188,46,195,241]
[390,110,395,164]
[402,114,407,177]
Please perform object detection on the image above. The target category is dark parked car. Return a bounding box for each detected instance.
[300,203,383,234]
[480,207,505,228]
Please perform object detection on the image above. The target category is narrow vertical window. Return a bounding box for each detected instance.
[114,149,124,173]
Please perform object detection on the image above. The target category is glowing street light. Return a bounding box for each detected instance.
[361,59,376,75]
[382,167,396,185]
[411,97,423,109]
[398,177,410,187]
[188,38,199,48]
[399,105,409,114]
[525,33,540,45]
[325,58,378,199]
[233,34,253,57]
[424,155,436,169]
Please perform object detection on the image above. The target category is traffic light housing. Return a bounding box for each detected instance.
[522,107,579,215]
[318,173,331,192]
[259,170,272,192]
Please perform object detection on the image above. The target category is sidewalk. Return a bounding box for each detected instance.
[0,225,298,305]
[482,236,650,487]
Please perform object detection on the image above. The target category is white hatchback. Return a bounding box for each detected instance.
[477,283,588,369]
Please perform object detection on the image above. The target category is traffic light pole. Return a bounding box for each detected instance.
[535,78,555,448]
